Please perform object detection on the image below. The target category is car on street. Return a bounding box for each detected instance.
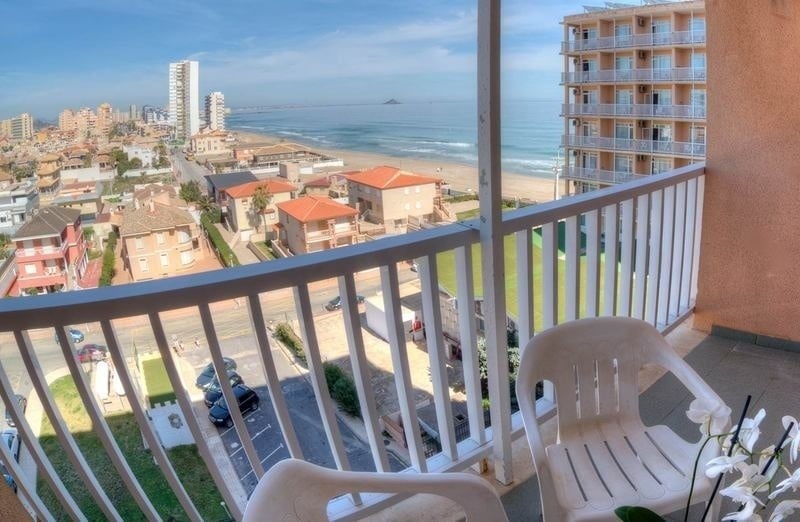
[325,295,365,311]
[55,328,84,344]
[4,395,26,427]
[1,428,19,493]
[208,384,260,428]
[194,357,237,390]
[76,344,108,363]
[203,371,245,407]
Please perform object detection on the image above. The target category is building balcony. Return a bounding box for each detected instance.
[14,242,68,261]
[563,134,706,156]
[561,165,650,185]
[563,102,707,120]
[16,270,67,289]
[561,30,706,53]
[305,227,358,243]
[561,67,706,84]
[0,164,718,520]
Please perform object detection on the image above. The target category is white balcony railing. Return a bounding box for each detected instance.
[561,67,706,84]
[0,163,706,521]
[563,134,707,156]
[563,103,707,120]
[561,30,706,53]
[562,166,650,185]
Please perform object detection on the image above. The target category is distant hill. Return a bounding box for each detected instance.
[34,119,56,130]
[383,99,400,105]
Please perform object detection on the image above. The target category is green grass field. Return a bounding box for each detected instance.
[142,358,176,407]
[37,376,227,521]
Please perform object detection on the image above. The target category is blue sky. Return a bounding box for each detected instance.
[0,1,589,120]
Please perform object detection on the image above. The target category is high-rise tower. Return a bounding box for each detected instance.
[168,60,200,142]
[205,91,225,131]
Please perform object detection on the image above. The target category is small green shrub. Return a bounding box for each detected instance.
[323,362,361,418]
[200,214,239,267]
[99,232,117,286]
[274,323,306,365]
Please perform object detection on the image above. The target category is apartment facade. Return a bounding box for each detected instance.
[36,153,62,195]
[12,206,88,295]
[205,91,225,130]
[0,179,39,235]
[560,0,705,194]
[169,60,200,142]
[221,178,296,239]
[276,195,358,254]
[190,129,229,156]
[346,166,442,233]
[0,113,34,141]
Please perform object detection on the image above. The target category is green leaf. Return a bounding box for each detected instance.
[615,506,666,522]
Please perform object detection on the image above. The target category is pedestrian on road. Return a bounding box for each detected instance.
[194,336,201,349]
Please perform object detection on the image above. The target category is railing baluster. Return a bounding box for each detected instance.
[247,294,304,459]
[198,303,265,480]
[379,264,427,472]
[0,363,59,521]
[515,230,534,343]
[564,215,580,321]
[619,199,635,316]
[680,179,698,309]
[657,186,676,327]
[602,203,619,316]
[585,210,601,317]
[338,275,390,472]
[293,285,355,475]
[455,246,485,445]
[13,330,122,521]
[148,313,244,520]
[633,194,650,319]
[541,222,558,328]
[419,254,458,462]
[690,175,706,305]
[670,182,688,320]
[100,320,203,521]
[645,190,664,326]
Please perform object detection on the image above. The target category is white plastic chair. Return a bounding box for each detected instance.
[516,317,729,522]
[242,458,509,521]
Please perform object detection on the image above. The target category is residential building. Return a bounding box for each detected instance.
[346,165,445,232]
[36,153,62,195]
[122,145,155,168]
[0,113,34,141]
[59,107,98,136]
[190,128,229,156]
[204,170,258,205]
[142,105,169,124]
[119,194,208,282]
[96,102,113,135]
[129,104,138,121]
[276,195,358,254]
[303,172,352,198]
[169,60,200,142]
[560,0,705,194]
[12,206,88,295]
[220,178,296,239]
[205,91,225,130]
[0,178,39,235]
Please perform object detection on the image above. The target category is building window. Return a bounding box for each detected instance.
[25,264,36,275]
[415,201,421,209]
[160,253,169,267]
[177,229,190,244]
[135,237,144,250]
[404,203,411,211]
[404,187,410,195]
[181,251,194,265]
[156,232,165,245]
[138,258,149,272]
[415,186,421,193]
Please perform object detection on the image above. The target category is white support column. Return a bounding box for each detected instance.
[619,199,635,316]
[680,179,698,309]
[669,182,687,320]
[656,186,675,327]
[542,222,558,328]
[645,190,664,326]
[564,215,580,321]
[477,0,511,485]
[689,175,705,305]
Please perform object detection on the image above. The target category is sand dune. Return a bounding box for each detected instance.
[234,130,558,203]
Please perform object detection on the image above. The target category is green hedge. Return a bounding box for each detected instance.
[99,232,117,286]
[200,214,239,267]
[323,362,361,418]
[274,323,306,365]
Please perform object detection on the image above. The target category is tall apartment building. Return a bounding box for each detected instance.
[560,0,705,195]
[205,91,225,131]
[129,104,138,121]
[0,113,34,141]
[168,60,200,142]
[96,102,113,135]
[59,107,98,136]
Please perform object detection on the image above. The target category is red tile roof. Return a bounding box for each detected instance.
[276,196,357,223]
[223,179,296,198]
[346,166,440,190]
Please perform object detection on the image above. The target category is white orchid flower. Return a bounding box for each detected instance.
[687,398,731,435]
[769,500,800,521]
[736,408,767,453]
[721,499,762,521]
[768,468,800,499]
[706,454,748,478]
[781,416,800,464]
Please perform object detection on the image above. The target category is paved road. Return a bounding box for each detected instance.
[171,149,214,186]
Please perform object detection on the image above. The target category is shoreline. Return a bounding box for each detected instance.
[231,129,558,203]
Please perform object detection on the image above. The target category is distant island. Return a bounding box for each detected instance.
[383,99,400,105]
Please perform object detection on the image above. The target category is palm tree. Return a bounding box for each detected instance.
[251,185,273,233]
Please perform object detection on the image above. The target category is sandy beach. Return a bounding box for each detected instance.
[233,130,557,203]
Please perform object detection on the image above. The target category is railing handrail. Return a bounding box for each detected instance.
[0,163,705,330]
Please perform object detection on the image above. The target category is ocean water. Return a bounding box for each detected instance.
[228,99,562,180]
